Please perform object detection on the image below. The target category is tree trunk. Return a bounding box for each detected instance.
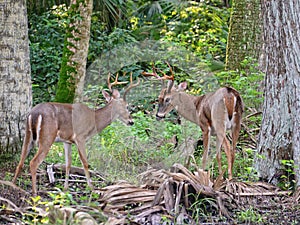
[0,0,32,156]
[225,0,261,71]
[254,1,300,186]
[55,0,93,103]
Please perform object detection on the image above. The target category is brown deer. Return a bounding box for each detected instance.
[143,64,243,179]
[12,73,139,195]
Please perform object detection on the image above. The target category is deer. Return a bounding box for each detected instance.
[12,73,140,195]
[142,64,243,179]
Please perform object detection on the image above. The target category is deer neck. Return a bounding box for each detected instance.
[94,102,115,132]
[172,91,199,125]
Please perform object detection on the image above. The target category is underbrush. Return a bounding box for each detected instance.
[87,111,200,183]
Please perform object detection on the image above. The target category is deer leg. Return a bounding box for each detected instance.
[12,135,33,183]
[63,143,72,191]
[222,137,232,179]
[231,121,241,175]
[216,149,222,175]
[201,126,211,171]
[30,142,52,196]
[215,132,226,176]
[76,141,93,189]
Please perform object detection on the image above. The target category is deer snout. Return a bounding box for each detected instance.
[126,115,134,125]
[156,114,165,121]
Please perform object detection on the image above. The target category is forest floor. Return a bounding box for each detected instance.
[0,162,300,225]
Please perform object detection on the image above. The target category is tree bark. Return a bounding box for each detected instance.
[0,0,32,155]
[254,1,300,186]
[225,0,261,71]
[55,0,93,103]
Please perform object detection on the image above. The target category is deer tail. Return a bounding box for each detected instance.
[224,87,243,120]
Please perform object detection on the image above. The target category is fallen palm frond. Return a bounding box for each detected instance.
[0,163,298,224]
[97,163,295,224]
[225,180,291,197]
[99,164,225,223]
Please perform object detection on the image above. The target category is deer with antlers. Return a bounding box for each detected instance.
[143,64,243,179]
[12,73,139,195]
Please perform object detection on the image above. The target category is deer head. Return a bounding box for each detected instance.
[103,72,140,125]
[141,62,187,120]
[156,81,189,120]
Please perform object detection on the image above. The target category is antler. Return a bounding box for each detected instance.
[141,62,174,81]
[165,62,175,93]
[141,64,160,78]
[141,62,174,93]
[107,72,128,92]
[123,72,140,101]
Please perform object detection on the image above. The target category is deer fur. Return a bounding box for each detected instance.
[157,81,243,179]
[12,87,137,195]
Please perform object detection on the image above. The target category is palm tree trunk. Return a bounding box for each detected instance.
[55,0,93,103]
[225,0,261,71]
[0,0,32,156]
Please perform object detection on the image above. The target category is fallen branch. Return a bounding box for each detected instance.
[0,196,22,213]
[51,163,105,179]
[0,180,28,195]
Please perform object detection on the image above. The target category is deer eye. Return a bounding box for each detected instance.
[165,98,171,103]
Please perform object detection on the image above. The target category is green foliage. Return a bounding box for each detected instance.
[189,196,219,223]
[127,1,230,62]
[22,192,79,224]
[27,0,70,15]
[215,57,264,110]
[29,9,138,104]
[234,148,259,181]
[48,191,75,206]
[86,112,196,182]
[193,141,259,181]
[99,111,181,162]
[86,13,108,66]
[236,206,264,224]
[29,2,231,104]
[162,1,230,61]
[55,0,87,103]
[45,143,82,167]
[89,14,138,65]
[279,159,296,190]
[127,0,174,40]
[23,196,48,224]
[29,4,69,104]
[104,28,138,48]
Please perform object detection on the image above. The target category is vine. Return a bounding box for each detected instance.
[55,0,86,103]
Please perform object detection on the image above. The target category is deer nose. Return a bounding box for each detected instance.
[128,120,134,126]
[156,114,165,121]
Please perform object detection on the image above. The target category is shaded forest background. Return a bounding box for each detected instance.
[2,0,300,224]
[25,0,264,185]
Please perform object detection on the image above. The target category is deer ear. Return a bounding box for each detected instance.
[178,82,187,91]
[112,89,120,99]
[102,90,112,102]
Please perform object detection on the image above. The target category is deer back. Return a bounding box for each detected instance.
[195,87,243,133]
[29,103,97,143]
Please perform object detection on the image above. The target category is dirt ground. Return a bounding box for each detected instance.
[1,163,300,225]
